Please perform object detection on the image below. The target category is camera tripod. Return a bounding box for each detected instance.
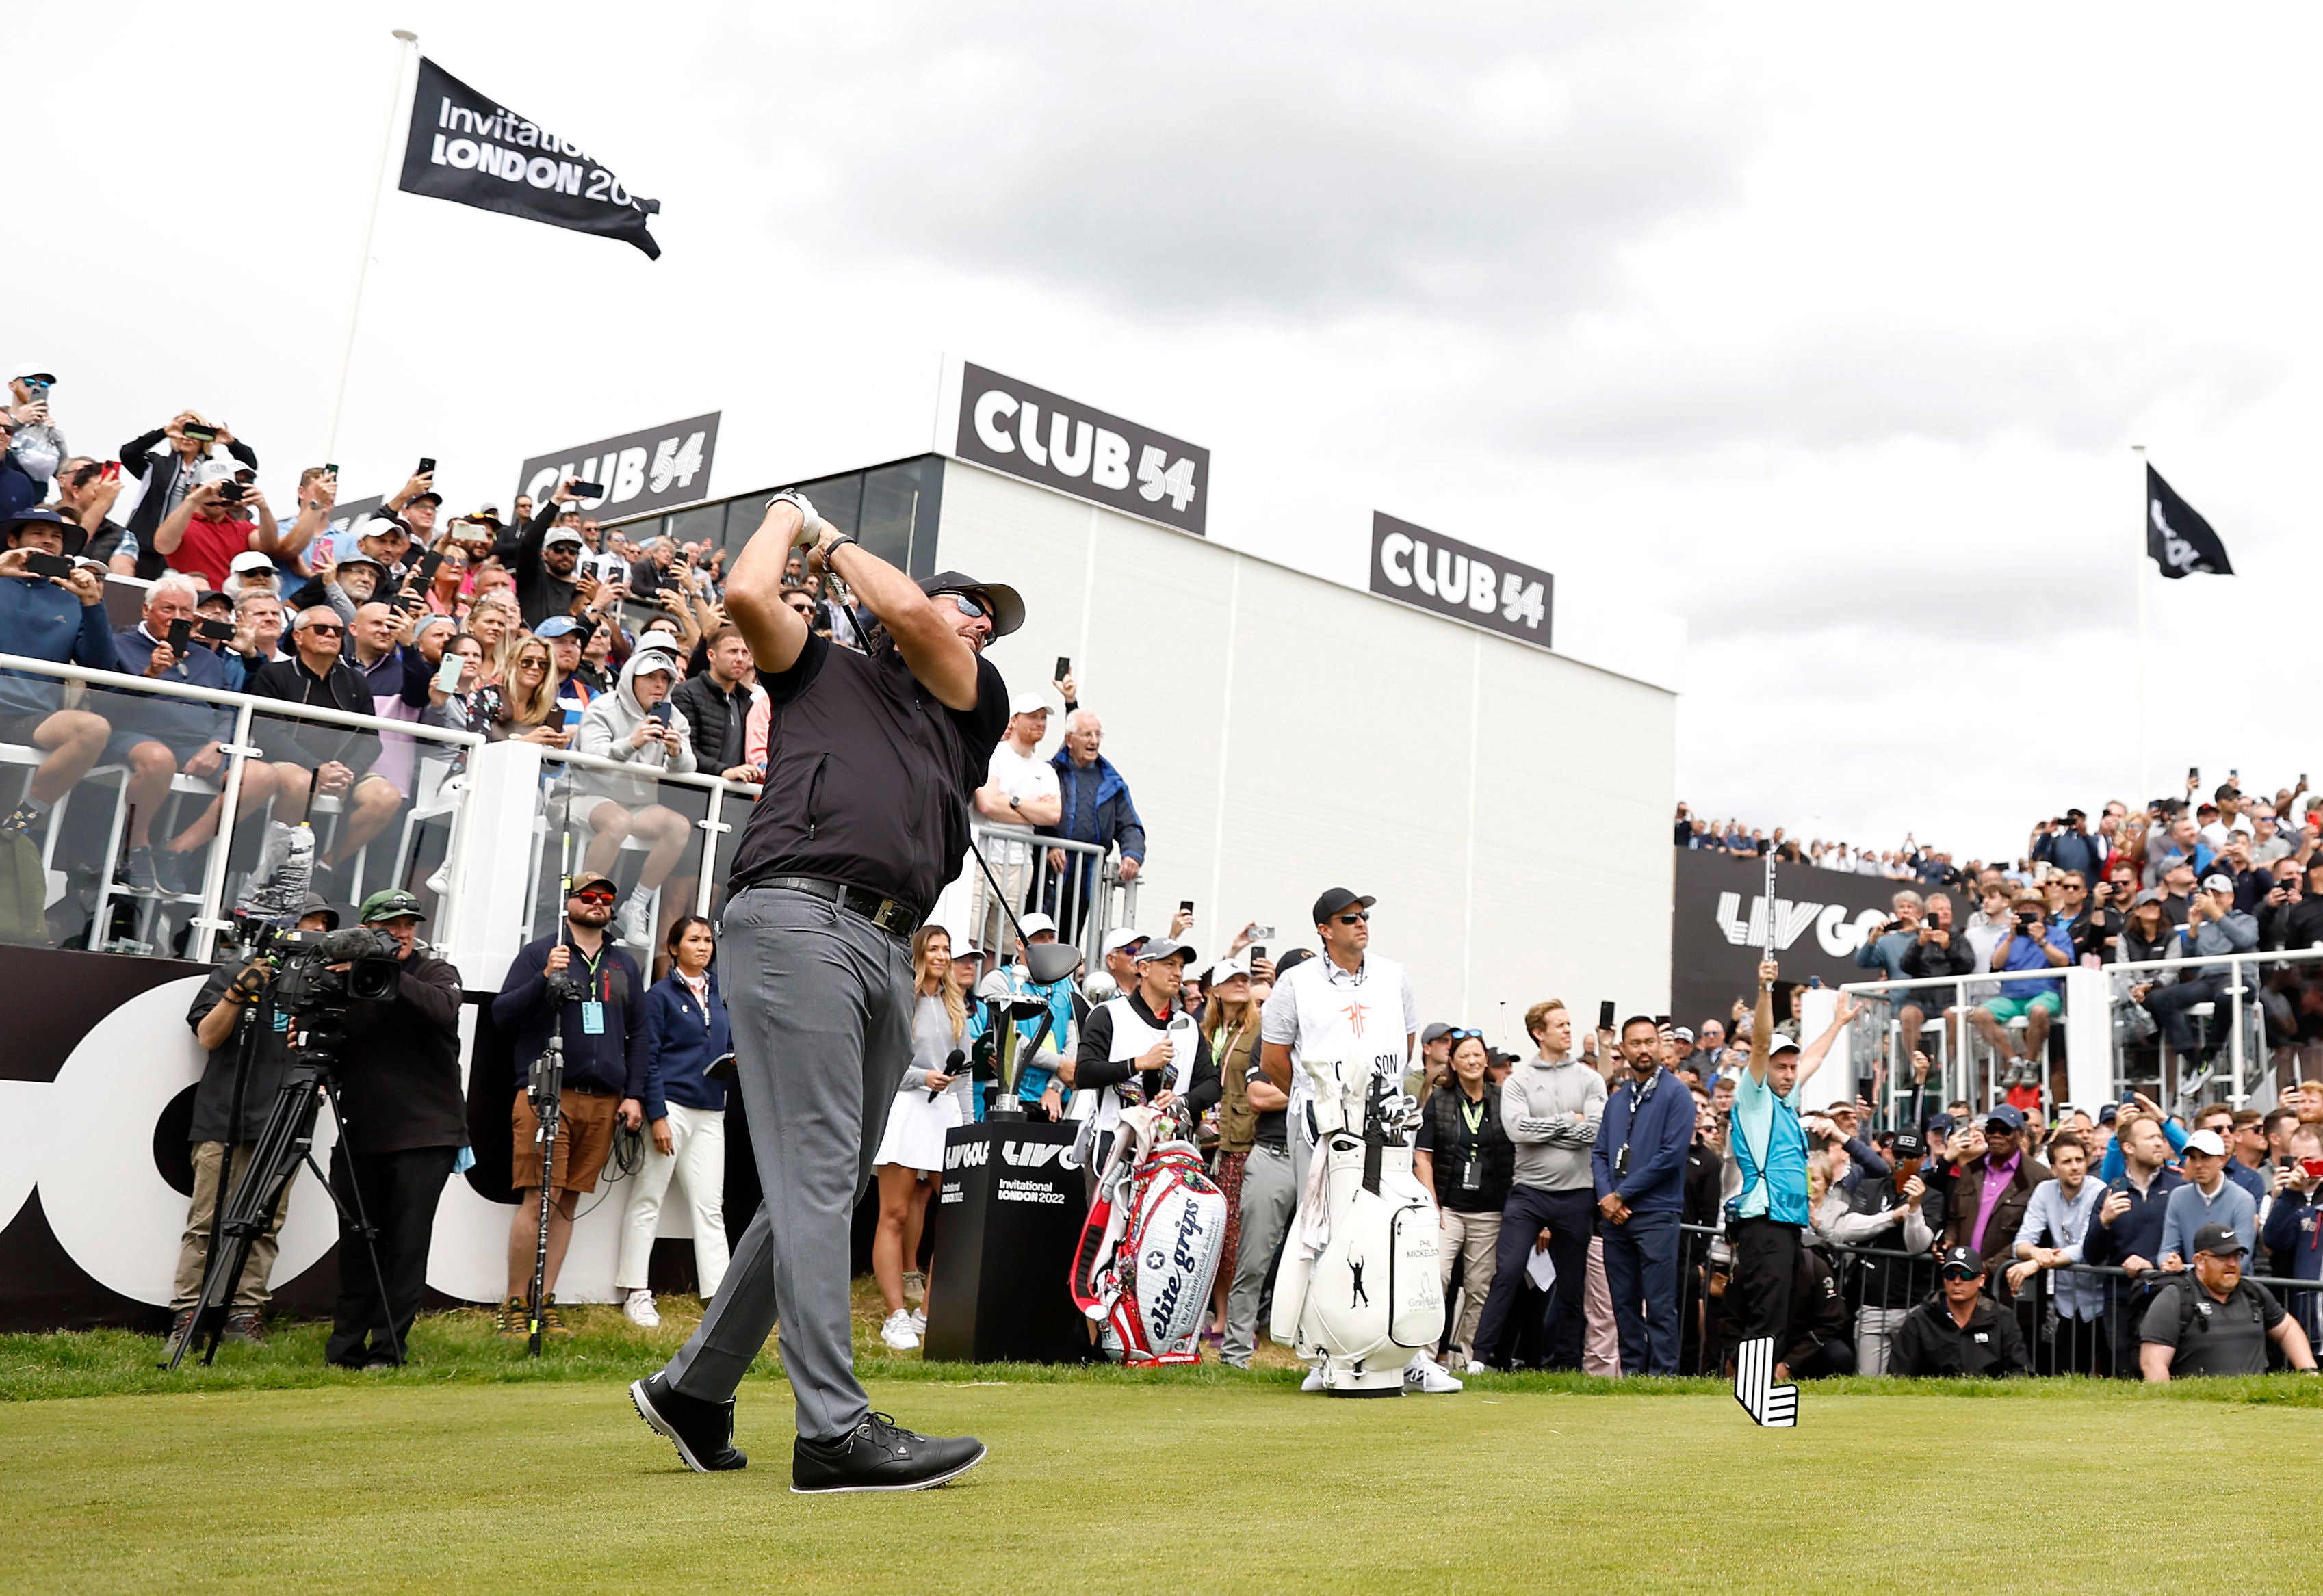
[166,1005,400,1370]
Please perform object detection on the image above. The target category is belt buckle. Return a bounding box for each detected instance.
[867,897,903,932]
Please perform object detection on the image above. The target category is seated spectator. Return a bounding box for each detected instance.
[1038,701,1145,942]
[53,456,138,573]
[152,463,274,592]
[421,631,505,772]
[1969,890,2072,1082]
[494,636,573,748]
[1898,891,1973,1054]
[670,627,758,783]
[243,606,404,883]
[571,642,697,948]
[1888,1245,2030,1376]
[0,508,117,837]
[2138,1222,2315,1381]
[1782,1241,1855,1378]
[120,413,259,581]
[258,466,337,575]
[464,592,521,687]
[222,592,286,690]
[2137,876,2258,1069]
[108,575,293,895]
[291,515,409,616]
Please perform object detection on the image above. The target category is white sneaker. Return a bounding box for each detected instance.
[615,892,654,947]
[908,1308,927,1333]
[1405,1352,1463,1394]
[1299,1366,1326,1392]
[623,1288,660,1329]
[426,861,450,896]
[1464,1360,1487,1376]
[880,1309,921,1350]
[903,1269,926,1305]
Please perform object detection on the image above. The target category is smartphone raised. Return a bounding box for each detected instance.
[1249,945,1266,964]
[410,549,446,594]
[21,551,73,579]
[571,480,607,498]
[649,701,673,727]
[1179,899,1194,913]
[101,460,121,482]
[324,462,339,478]
[166,618,192,654]
[417,456,436,477]
[1598,999,1617,1032]
[433,651,464,694]
[180,423,219,444]
[2302,1157,2323,1180]
[1054,655,1071,683]
[196,619,235,642]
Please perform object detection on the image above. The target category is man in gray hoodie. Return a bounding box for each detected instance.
[1469,998,1607,1368]
[573,640,698,948]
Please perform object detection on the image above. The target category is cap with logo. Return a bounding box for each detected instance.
[1101,928,1149,957]
[2183,1128,2228,1157]
[1018,911,1057,938]
[1206,954,1251,986]
[1767,1034,1802,1058]
[1311,887,1375,924]
[359,888,427,925]
[543,527,586,549]
[1938,1244,1984,1278]
[567,869,619,898]
[2201,874,2236,895]
[533,616,584,640]
[1134,937,1196,967]
[1891,1127,1928,1158]
[2192,1222,2246,1257]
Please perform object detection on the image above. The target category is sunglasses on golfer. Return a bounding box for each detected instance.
[942,591,988,619]
[1334,911,1368,925]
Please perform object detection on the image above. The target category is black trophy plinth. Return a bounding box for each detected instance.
[920,1120,1093,1365]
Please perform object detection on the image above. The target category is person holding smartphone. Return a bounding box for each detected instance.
[0,507,121,842]
[573,641,698,949]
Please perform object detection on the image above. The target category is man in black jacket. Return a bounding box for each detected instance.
[118,413,258,581]
[671,627,760,781]
[244,605,404,877]
[1888,1246,2029,1376]
[506,480,593,629]
[2263,858,2323,952]
[324,889,467,1368]
[167,895,338,1351]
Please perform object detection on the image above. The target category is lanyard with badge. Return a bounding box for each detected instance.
[1458,1093,1487,1192]
[574,944,607,1035]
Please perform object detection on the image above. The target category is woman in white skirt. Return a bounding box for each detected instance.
[616,915,731,1327]
[871,925,974,1350]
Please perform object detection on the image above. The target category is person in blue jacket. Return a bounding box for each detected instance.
[1592,1015,1702,1376]
[0,507,118,839]
[1037,708,1145,941]
[615,915,732,1329]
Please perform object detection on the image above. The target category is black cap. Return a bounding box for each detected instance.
[1938,1245,1984,1278]
[298,891,340,931]
[1312,887,1376,924]
[2192,1222,2246,1258]
[409,490,443,507]
[918,571,1024,638]
[2,505,87,558]
[1891,1127,1927,1158]
[1273,947,1315,979]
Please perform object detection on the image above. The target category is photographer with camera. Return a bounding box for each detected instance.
[166,893,340,1351]
[152,461,274,593]
[317,889,465,1368]
[118,413,259,581]
[491,869,651,1335]
[511,481,593,628]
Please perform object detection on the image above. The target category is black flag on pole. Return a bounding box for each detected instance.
[2145,464,2232,579]
[398,57,661,259]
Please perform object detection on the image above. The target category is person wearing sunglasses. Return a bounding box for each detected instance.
[490,868,653,1336]
[243,604,406,882]
[1886,1244,2030,1377]
[632,492,1020,1495]
[1257,886,1438,1391]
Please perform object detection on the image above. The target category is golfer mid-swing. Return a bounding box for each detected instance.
[630,490,1016,1493]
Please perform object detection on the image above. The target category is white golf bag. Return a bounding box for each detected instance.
[1269,1051,1442,1395]
[1070,1103,1228,1365]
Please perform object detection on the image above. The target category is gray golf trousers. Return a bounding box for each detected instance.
[662,885,913,1442]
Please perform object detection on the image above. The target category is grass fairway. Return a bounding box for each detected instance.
[6,1301,2321,1593]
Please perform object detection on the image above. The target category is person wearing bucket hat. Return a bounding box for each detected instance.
[164,894,345,1355]
[630,488,1012,1493]
[0,506,119,839]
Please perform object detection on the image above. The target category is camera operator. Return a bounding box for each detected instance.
[491,869,651,1335]
[631,494,1011,1494]
[166,893,339,1351]
[322,889,466,1369]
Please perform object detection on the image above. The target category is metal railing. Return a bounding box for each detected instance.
[961,820,1137,976]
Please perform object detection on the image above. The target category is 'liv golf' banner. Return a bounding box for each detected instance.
[399,57,662,259]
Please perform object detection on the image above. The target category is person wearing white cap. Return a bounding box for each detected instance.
[571,640,697,948]
[226,548,281,600]
[968,688,1061,959]
[2157,1127,2261,1277]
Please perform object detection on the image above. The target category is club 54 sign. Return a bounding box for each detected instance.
[954,363,1209,536]
[517,412,719,521]
[1369,513,1553,651]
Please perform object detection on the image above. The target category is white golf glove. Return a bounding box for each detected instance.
[765,490,823,545]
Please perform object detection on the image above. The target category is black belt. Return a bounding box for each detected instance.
[751,874,922,937]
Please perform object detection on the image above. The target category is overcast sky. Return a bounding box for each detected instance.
[21,4,2322,861]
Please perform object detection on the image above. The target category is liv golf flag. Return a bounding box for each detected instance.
[399,58,661,259]
[2146,465,2233,580]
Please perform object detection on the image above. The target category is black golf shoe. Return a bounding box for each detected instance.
[631,1372,747,1473]
[791,1411,986,1494]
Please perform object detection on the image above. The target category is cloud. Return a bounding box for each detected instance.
[750,1,1748,328]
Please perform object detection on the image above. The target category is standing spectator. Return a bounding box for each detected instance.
[1413,1030,1512,1373]
[166,898,339,1350]
[53,457,137,573]
[1888,1246,2030,1376]
[1592,1016,1698,1376]
[670,626,760,782]
[1202,956,1264,1343]
[614,915,732,1330]
[1071,937,1221,1164]
[323,890,465,1369]
[2060,872,2126,962]
[2138,1223,2315,1381]
[1221,1049,1294,1368]
[1038,705,1146,942]
[2158,1129,2259,1272]
[2260,1125,2323,1346]
[2080,1110,2186,1373]
[970,692,1060,955]
[2034,809,2105,881]
[2006,1131,2108,1373]
[1941,1104,2049,1276]
[1471,999,1603,1372]
[489,870,650,1336]
[116,414,257,578]
[1829,1123,1937,1374]
[2192,1105,2269,1203]
[5,364,64,493]
[511,482,591,629]
[0,508,118,839]
[152,467,272,592]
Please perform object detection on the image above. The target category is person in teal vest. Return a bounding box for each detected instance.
[1728,958,1858,1381]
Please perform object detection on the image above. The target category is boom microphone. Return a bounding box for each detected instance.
[930,1047,965,1103]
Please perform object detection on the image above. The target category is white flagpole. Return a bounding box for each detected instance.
[2131,443,2149,802]
[322,29,420,462]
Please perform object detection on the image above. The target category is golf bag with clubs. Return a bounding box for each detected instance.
[1269,1049,1442,1395]
[1070,1102,1228,1365]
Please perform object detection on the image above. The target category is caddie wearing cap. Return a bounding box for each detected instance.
[630,490,1017,1492]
